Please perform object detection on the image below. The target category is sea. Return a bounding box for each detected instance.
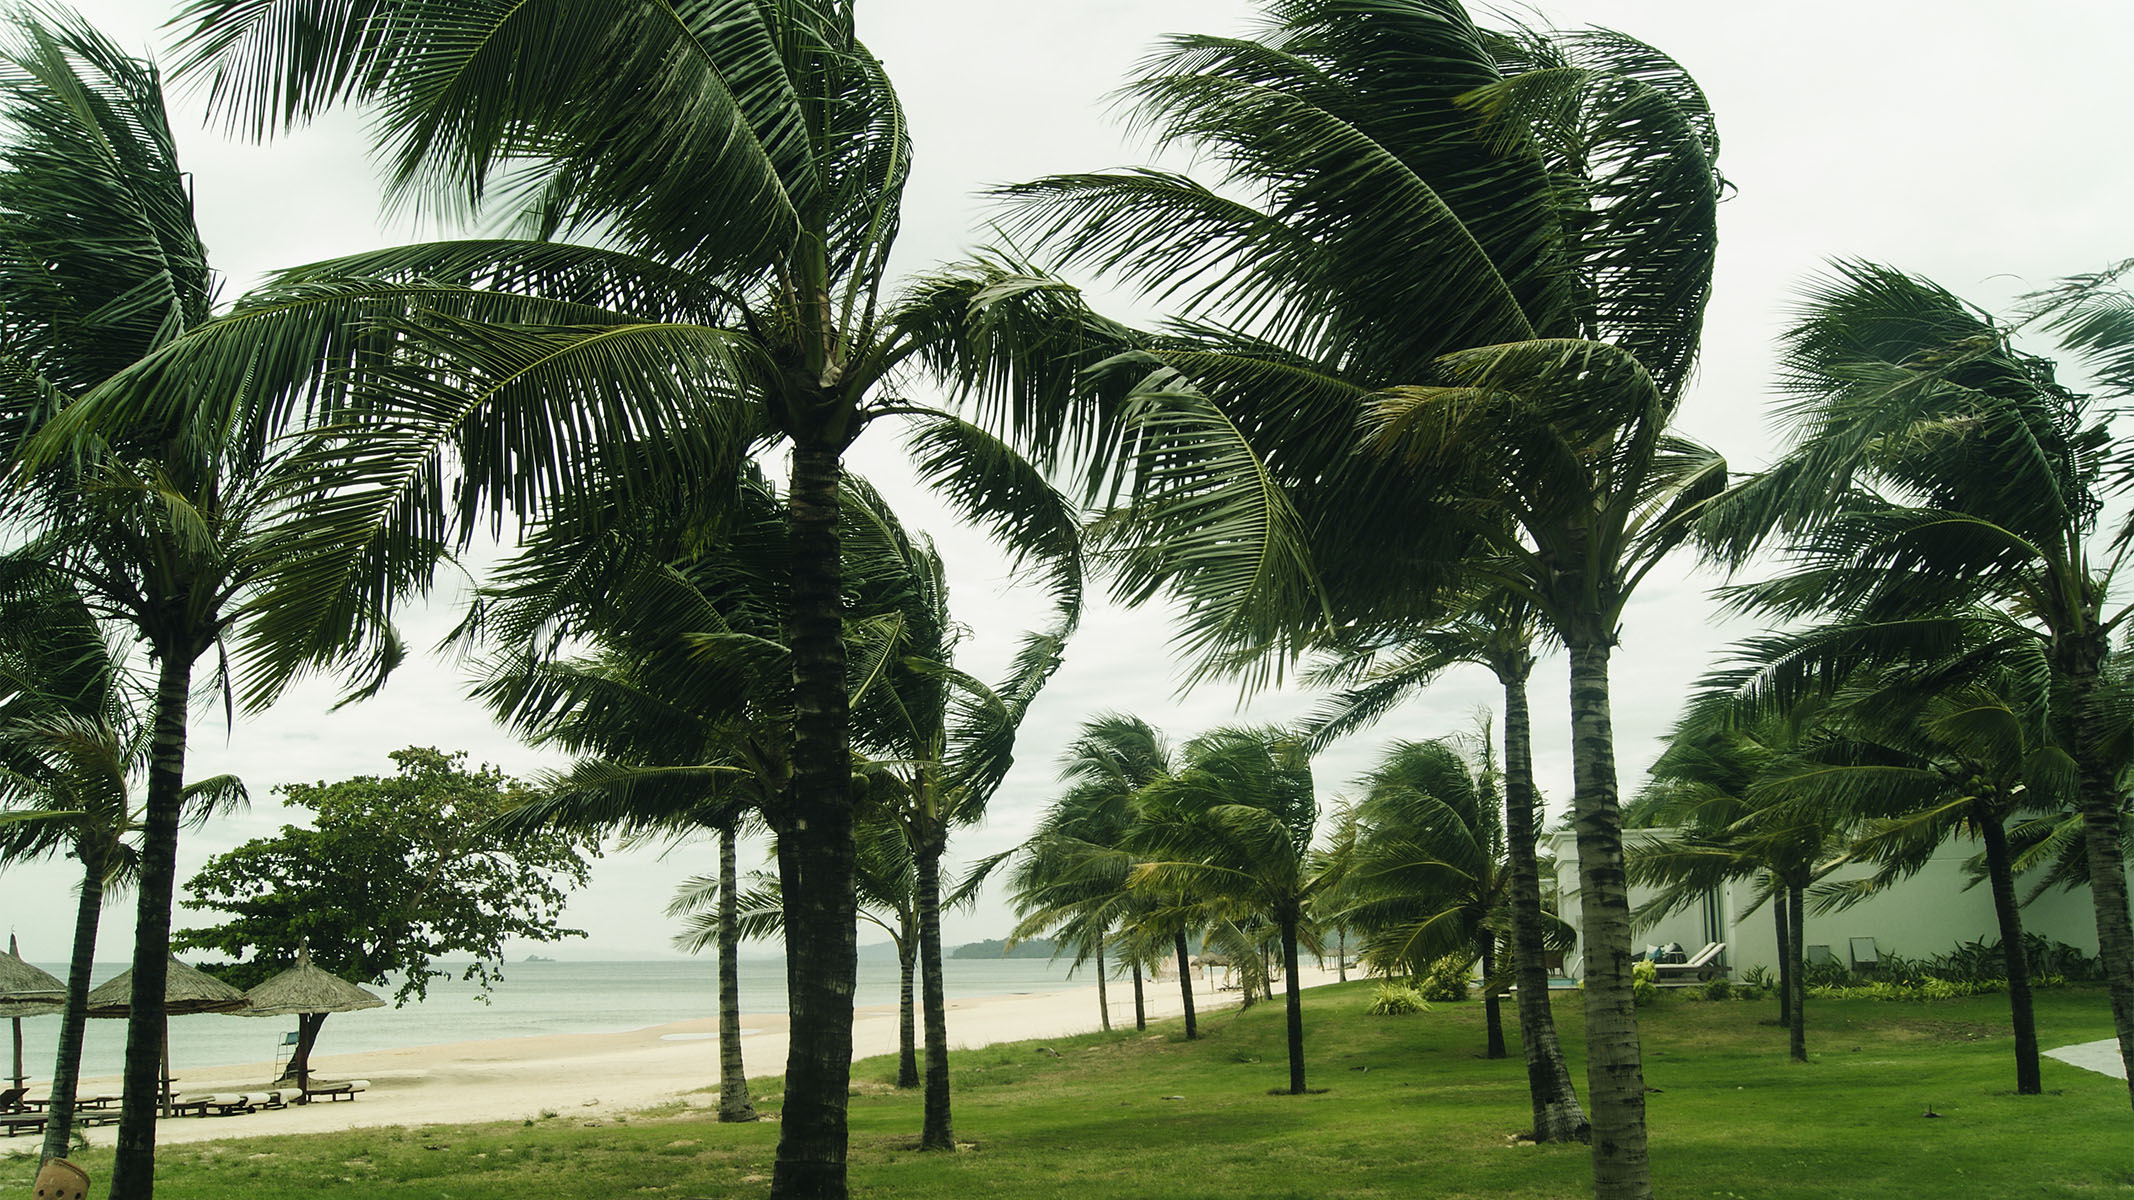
[7,955,1088,1083]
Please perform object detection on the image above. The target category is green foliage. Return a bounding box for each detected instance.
[1700,977,1732,1001]
[174,747,596,1004]
[1416,956,1473,1003]
[1365,982,1429,1016]
[1632,960,1660,1007]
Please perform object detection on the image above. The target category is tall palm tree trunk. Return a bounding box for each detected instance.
[1565,638,1650,1200]
[1787,883,1806,1063]
[895,931,918,1089]
[110,645,195,1200]
[1975,803,2040,1094]
[1337,928,1347,982]
[1280,914,1305,1095]
[916,834,953,1151]
[1480,940,1505,1060]
[772,441,860,1200]
[41,842,106,1161]
[1131,962,1146,1030]
[717,826,757,1121]
[2064,645,2134,1110]
[1774,891,1792,1026]
[1172,930,1197,1040]
[1501,668,1584,1140]
[1095,941,1110,1032]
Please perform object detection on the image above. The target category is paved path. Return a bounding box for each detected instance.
[2046,1039,2126,1079]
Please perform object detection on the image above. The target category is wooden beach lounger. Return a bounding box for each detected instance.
[171,1092,271,1117]
[303,1079,370,1103]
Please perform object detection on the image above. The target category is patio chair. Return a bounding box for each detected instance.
[1651,942,1727,983]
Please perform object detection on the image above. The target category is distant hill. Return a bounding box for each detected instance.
[951,937,1059,960]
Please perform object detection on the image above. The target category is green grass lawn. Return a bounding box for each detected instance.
[16,983,2133,1198]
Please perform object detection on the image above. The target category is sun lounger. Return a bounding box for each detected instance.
[0,1086,26,1113]
[171,1092,265,1117]
[303,1079,370,1103]
[1652,942,1726,982]
[0,1113,42,1137]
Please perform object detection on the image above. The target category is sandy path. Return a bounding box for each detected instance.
[53,962,1344,1146]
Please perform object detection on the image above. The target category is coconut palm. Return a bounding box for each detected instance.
[169,6,1102,1189]
[0,567,246,1161]
[1130,725,1322,1094]
[0,17,416,1189]
[999,6,1723,1187]
[1703,260,2134,1103]
[1307,581,1586,1139]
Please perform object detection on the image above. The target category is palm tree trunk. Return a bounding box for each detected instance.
[717,825,757,1121]
[1481,940,1505,1060]
[1173,930,1197,1040]
[1280,914,1305,1095]
[1975,802,2040,1094]
[1565,638,1649,1200]
[1337,927,1348,983]
[1499,664,1584,1141]
[772,440,859,1200]
[2063,641,2134,1110]
[110,645,195,1200]
[916,832,953,1151]
[895,930,918,1090]
[41,842,106,1162]
[1131,962,1146,1031]
[1774,891,1792,1026]
[1787,883,1806,1063]
[1095,941,1111,1032]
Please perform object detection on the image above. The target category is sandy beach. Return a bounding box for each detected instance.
[52,962,1344,1147]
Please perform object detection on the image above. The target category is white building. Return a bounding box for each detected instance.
[1545,829,2108,979]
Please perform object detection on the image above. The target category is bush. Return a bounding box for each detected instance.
[1632,960,1659,1007]
[1366,983,1431,1016]
[1417,956,1473,1002]
[1700,976,1732,1001]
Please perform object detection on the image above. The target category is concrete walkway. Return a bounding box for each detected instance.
[2046,1039,2126,1079]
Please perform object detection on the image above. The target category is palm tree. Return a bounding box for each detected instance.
[999,7,1723,1188]
[1308,582,1586,1140]
[169,7,1100,1190]
[0,567,245,1161]
[0,18,405,1190]
[1006,715,1178,1035]
[1704,260,2134,1102]
[1340,735,1534,1060]
[1130,725,1322,1094]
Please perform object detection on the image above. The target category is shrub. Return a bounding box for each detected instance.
[1701,976,1732,1001]
[1632,960,1659,1006]
[1417,955,1473,1002]
[1367,983,1430,1016]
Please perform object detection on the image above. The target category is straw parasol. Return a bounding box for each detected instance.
[86,956,251,1115]
[239,946,384,1093]
[0,940,64,1090]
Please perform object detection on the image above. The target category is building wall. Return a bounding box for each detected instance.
[1547,830,2111,979]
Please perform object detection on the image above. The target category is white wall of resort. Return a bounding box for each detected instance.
[1548,830,2119,980]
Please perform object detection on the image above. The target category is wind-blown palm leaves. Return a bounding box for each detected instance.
[999,5,1724,1188]
[168,5,1099,1189]
[1130,725,1322,1095]
[1702,260,2134,1106]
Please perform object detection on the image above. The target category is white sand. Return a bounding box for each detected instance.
[53,962,1344,1146]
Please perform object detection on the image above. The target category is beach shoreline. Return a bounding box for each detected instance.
[50,963,1344,1147]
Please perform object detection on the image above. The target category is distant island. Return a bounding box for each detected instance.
[951,937,1060,960]
[523,954,556,963]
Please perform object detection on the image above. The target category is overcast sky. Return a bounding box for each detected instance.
[6,1,2129,966]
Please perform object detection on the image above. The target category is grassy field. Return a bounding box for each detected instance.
[13,981,2132,1198]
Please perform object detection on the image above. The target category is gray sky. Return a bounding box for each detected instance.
[6,1,2130,964]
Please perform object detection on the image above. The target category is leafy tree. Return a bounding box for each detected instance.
[1000,6,1724,1188]
[1704,260,2134,1101]
[174,748,594,1083]
[1131,725,1322,1094]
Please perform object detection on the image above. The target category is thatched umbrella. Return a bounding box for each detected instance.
[86,956,250,1116]
[238,946,384,1094]
[0,939,64,1090]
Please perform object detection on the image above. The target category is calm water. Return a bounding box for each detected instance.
[7,955,1087,1084]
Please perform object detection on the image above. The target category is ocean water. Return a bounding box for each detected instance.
[6,955,1088,1085]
